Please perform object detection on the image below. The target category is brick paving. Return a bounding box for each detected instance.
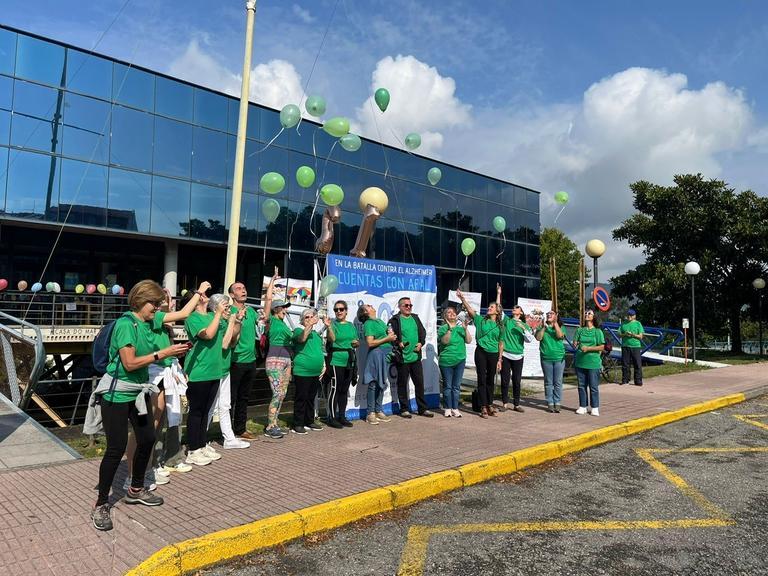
[0,364,765,574]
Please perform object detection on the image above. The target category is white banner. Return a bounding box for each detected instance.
[517,297,551,378]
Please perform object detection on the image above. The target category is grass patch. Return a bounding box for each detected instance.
[696,350,765,365]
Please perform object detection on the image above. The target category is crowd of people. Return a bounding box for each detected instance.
[85,270,634,531]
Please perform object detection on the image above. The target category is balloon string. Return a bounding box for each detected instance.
[262,230,268,265]
[458,256,469,288]
[554,205,566,224]
[246,127,284,158]
[496,231,506,260]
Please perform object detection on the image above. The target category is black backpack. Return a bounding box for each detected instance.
[92,313,136,376]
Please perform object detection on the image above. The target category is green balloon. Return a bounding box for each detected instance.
[45,281,55,292]
[319,274,339,298]
[492,216,506,233]
[260,172,285,195]
[374,88,390,112]
[555,190,569,205]
[296,166,316,188]
[320,184,344,206]
[404,133,421,150]
[323,117,350,138]
[427,167,442,185]
[279,104,301,128]
[461,237,476,257]
[262,198,280,223]
[339,133,362,152]
[305,95,326,117]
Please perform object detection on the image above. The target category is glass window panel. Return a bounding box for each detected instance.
[472,235,489,273]
[110,105,153,171]
[10,80,63,153]
[524,211,540,244]
[403,222,423,263]
[514,242,526,276]
[0,75,12,110]
[527,190,539,213]
[250,145,290,196]
[225,134,236,188]
[0,29,16,75]
[0,110,9,145]
[458,194,493,235]
[487,181,503,204]
[4,150,58,220]
[228,99,260,139]
[488,237,507,274]
[336,164,366,214]
[422,226,440,267]
[151,176,190,237]
[501,238,515,276]
[514,277,527,302]
[16,35,65,86]
[108,167,150,232]
[194,88,227,131]
[381,221,403,262]
[527,277,541,300]
[66,49,111,99]
[362,139,386,174]
[258,107,288,147]
[441,229,458,269]
[113,63,154,111]
[191,126,227,185]
[264,195,288,248]
[499,185,515,207]
[225,190,260,246]
[189,183,226,241]
[286,201,321,253]
[0,147,7,212]
[527,245,541,278]
[62,93,110,163]
[371,224,386,260]
[156,76,192,122]
[153,116,192,178]
[514,186,527,209]
[58,158,108,226]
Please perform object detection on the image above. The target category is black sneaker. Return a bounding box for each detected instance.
[307,422,324,431]
[418,410,435,418]
[339,418,354,427]
[326,419,343,429]
[291,426,308,435]
[400,411,413,419]
[264,427,284,439]
[91,504,113,531]
[125,488,164,507]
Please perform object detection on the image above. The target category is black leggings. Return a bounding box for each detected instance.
[186,379,220,451]
[328,365,353,421]
[499,356,524,405]
[474,348,498,408]
[97,397,155,505]
[293,375,321,427]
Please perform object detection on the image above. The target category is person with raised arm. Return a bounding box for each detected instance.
[227,281,259,440]
[535,310,566,413]
[263,268,294,439]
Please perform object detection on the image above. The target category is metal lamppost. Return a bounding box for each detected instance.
[754,277,765,356]
[685,262,700,363]
[585,239,606,292]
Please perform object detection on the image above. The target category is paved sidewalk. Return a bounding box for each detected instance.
[0,364,765,575]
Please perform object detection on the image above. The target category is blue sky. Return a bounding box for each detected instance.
[2,0,766,278]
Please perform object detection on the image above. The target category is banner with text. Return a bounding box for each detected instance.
[517,297,551,377]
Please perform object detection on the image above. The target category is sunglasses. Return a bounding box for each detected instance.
[401,303,413,308]
[334,307,346,312]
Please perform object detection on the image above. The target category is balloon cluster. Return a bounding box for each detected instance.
[0,280,120,294]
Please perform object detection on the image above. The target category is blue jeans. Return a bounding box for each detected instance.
[541,359,565,406]
[440,361,465,410]
[575,367,600,408]
[367,378,386,414]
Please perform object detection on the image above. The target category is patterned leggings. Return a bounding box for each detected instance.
[265,356,291,429]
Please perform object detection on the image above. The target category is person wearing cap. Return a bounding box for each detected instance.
[263,268,294,439]
[619,309,644,386]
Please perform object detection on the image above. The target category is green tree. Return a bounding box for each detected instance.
[611,174,768,352]
[539,227,585,317]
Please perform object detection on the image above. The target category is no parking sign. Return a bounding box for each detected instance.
[592,286,611,311]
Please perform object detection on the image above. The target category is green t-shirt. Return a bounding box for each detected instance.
[399,315,419,363]
[437,323,467,367]
[268,314,294,348]
[231,305,257,363]
[292,327,325,377]
[221,318,233,377]
[475,316,501,354]
[184,311,224,382]
[364,318,392,351]
[501,316,531,356]
[538,325,565,362]
[103,313,152,402]
[330,320,357,367]
[147,311,173,368]
[574,326,605,370]
[619,320,644,348]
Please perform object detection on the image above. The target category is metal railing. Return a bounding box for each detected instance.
[0,309,47,409]
[0,290,130,327]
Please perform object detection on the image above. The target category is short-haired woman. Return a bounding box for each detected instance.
[291,308,327,435]
[497,302,533,413]
[326,300,358,428]
[359,304,396,425]
[263,268,294,439]
[574,310,605,416]
[535,310,566,413]
[438,305,471,418]
[89,280,190,531]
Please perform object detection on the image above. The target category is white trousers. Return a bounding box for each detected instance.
[207,373,236,443]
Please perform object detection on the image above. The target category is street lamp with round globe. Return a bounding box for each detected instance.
[754,277,765,356]
[685,262,700,362]
[585,239,606,294]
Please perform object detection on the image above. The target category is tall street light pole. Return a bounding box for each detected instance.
[754,277,765,356]
[685,262,700,363]
[224,0,257,289]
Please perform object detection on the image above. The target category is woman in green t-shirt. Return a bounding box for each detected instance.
[291,308,327,434]
[535,310,566,413]
[573,310,605,416]
[263,268,294,439]
[326,300,359,428]
[91,280,190,532]
[358,303,396,425]
[497,303,533,413]
[438,305,471,418]
[457,285,502,418]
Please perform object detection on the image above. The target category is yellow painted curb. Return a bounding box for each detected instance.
[129,391,753,575]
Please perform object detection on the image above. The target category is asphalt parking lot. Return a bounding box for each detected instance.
[205,395,768,576]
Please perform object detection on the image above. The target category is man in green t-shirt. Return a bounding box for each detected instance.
[387,297,433,418]
[619,308,644,386]
[227,281,258,440]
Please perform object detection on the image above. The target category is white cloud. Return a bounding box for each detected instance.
[291,4,315,24]
[442,67,755,280]
[354,55,472,156]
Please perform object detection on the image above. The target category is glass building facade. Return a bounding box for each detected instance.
[0,25,540,307]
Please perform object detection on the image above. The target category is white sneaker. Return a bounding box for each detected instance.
[452,409,462,418]
[154,466,171,478]
[185,449,212,466]
[163,462,192,473]
[123,477,157,491]
[590,408,600,417]
[575,407,588,415]
[444,409,452,418]
[223,438,251,449]
[202,444,222,461]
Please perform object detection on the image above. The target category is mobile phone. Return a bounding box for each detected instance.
[185,341,193,349]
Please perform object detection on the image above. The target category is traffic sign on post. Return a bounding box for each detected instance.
[682,318,690,329]
[592,286,611,311]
